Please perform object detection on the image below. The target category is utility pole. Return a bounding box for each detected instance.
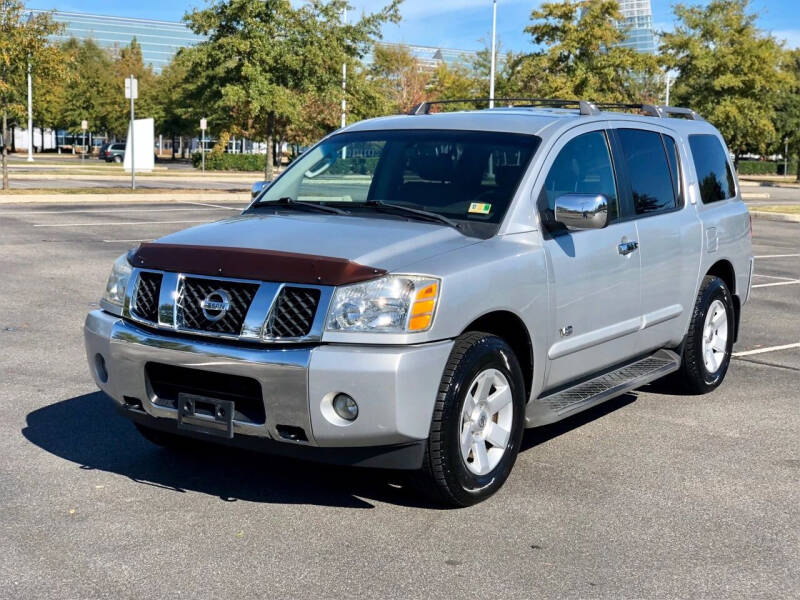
[200,118,207,174]
[27,57,33,162]
[489,0,497,109]
[125,75,138,190]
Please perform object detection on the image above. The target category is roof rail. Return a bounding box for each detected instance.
[408,98,704,121]
[409,98,600,116]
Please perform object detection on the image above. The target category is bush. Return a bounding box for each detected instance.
[191,152,266,171]
[737,160,777,175]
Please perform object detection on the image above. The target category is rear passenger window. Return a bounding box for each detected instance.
[539,131,619,222]
[616,129,676,215]
[688,134,736,203]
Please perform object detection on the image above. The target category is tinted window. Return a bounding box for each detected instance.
[617,129,676,215]
[688,134,736,203]
[663,135,681,203]
[539,131,618,221]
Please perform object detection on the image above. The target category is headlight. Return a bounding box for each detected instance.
[101,253,133,314]
[325,275,440,333]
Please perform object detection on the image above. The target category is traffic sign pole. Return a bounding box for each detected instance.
[125,75,138,190]
[200,118,207,175]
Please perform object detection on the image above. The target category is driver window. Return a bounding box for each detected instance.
[538,131,619,223]
[297,141,385,203]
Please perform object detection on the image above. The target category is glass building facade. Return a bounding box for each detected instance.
[29,10,476,73]
[617,0,657,54]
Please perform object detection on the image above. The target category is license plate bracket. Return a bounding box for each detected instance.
[177,392,235,438]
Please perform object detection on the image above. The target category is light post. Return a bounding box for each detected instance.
[341,7,347,129]
[200,118,207,174]
[27,56,33,162]
[489,0,497,109]
[81,120,87,165]
[665,71,672,106]
[125,75,138,190]
[784,137,789,178]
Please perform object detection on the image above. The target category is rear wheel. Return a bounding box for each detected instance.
[113,155,122,163]
[672,275,735,394]
[416,332,525,507]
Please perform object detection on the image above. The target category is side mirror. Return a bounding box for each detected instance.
[554,194,609,231]
[251,180,271,199]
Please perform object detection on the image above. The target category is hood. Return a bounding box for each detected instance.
[152,212,480,274]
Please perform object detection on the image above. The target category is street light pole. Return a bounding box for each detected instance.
[784,137,789,178]
[27,58,33,162]
[665,71,672,106]
[489,0,497,109]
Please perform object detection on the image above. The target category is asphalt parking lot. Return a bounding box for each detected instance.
[1,200,798,599]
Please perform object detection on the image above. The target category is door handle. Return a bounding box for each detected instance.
[618,240,639,256]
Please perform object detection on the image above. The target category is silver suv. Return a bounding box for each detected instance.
[84,99,753,506]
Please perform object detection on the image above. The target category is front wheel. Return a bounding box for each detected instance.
[416,332,526,507]
[673,275,735,394]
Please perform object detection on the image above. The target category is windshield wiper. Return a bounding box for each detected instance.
[363,200,460,230]
[258,197,350,215]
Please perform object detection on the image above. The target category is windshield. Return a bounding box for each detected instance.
[254,129,540,238]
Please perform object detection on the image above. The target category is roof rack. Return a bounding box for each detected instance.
[408,98,704,121]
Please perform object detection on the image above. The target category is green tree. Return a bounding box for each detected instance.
[515,0,659,102]
[59,39,116,143]
[181,0,400,180]
[661,0,792,160]
[366,44,430,114]
[0,1,65,189]
[771,50,800,179]
[108,38,160,138]
[152,51,198,159]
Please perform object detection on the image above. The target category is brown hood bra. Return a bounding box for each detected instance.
[130,243,387,286]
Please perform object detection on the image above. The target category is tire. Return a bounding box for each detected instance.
[672,275,735,394]
[113,155,122,163]
[134,423,199,450]
[416,332,526,507]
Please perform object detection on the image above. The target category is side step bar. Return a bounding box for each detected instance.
[528,349,681,427]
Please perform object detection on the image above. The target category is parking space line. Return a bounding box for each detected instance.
[754,254,800,259]
[751,280,800,289]
[33,219,211,227]
[179,200,242,210]
[753,274,797,281]
[733,343,800,357]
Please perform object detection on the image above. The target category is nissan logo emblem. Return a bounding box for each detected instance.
[200,289,231,322]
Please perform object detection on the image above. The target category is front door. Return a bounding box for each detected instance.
[537,127,642,390]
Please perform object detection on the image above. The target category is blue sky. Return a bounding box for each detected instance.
[31,0,800,51]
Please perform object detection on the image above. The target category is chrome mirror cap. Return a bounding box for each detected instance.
[554,194,609,231]
[251,180,271,199]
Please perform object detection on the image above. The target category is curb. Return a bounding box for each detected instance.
[0,192,250,205]
[750,211,800,223]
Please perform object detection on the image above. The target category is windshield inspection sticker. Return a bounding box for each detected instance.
[468,202,492,215]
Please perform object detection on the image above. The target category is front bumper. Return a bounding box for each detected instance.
[84,311,453,469]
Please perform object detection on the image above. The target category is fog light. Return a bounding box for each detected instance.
[332,393,358,421]
[94,353,108,383]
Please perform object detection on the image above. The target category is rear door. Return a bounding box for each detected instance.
[536,124,643,390]
[608,123,702,353]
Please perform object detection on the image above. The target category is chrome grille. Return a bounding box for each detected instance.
[177,277,258,335]
[132,272,162,323]
[266,287,321,338]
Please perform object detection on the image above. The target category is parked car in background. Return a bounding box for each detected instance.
[100,142,126,163]
[85,98,753,506]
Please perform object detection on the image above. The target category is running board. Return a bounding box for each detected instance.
[527,349,681,426]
